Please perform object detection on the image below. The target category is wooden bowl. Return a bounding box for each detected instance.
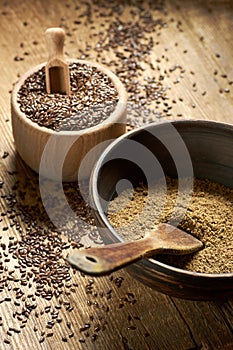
[90,120,233,300]
[11,60,127,181]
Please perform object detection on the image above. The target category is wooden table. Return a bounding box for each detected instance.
[0,0,232,349]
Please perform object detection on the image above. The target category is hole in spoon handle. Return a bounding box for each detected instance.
[68,238,155,275]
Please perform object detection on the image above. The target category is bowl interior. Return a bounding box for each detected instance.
[91,120,233,299]
[95,120,233,212]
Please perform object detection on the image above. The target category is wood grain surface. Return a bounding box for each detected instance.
[0,0,233,349]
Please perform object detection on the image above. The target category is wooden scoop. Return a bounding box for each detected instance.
[68,223,203,275]
[45,27,70,95]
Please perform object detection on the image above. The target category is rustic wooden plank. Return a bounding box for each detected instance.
[0,0,232,349]
[162,0,233,123]
[172,298,233,349]
[0,157,195,350]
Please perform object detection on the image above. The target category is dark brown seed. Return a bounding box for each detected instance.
[46,332,53,337]
[55,305,62,310]
[2,151,9,159]
[144,332,150,337]
[39,336,45,343]
[14,56,23,61]
[66,321,72,329]
[91,333,97,342]
[13,328,21,334]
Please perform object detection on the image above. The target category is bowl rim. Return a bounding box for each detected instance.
[11,59,127,136]
[90,119,233,279]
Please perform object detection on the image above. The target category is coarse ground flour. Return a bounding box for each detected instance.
[107,177,233,274]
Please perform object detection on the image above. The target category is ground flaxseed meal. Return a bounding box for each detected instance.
[17,62,119,131]
[107,177,233,274]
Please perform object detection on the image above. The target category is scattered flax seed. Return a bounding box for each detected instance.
[12,327,21,334]
[66,321,72,329]
[62,336,68,342]
[2,151,9,159]
[91,333,98,341]
[39,336,45,343]
[144,332,151,337]
[108,178,233,273]
[4,297,11,302]
[14,56,24,61]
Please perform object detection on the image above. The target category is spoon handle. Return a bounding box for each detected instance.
[45,27,70,95]
[45,27,66,61]
[68,236,158,275]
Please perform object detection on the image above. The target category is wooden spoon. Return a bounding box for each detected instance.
[68,223,203,275]
[45,27,70,95]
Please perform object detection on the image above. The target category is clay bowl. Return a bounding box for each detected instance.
[90,119,233,300]
[11,59,127,181]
